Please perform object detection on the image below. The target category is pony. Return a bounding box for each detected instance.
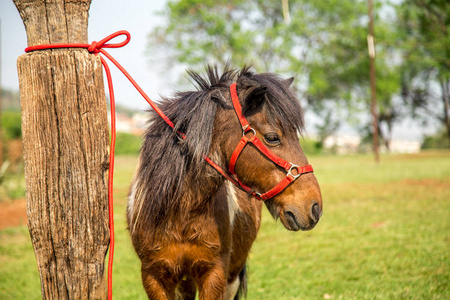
[127,65,322,300]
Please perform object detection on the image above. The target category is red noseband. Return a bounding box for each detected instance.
[205,83,313,201]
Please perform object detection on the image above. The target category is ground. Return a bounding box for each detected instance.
[0,198,27,230]
[1,152,449,299]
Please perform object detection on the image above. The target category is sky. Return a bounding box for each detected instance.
[0,0,435,141]
[1,0,170,110]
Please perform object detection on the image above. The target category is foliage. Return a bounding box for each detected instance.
[0,166,25,201]
[0,110,24,201]
[149,0,408,146]
[114,132,141,155]
[397,0,450,145]
[152,0,297,72]
[1,152,449,299]
[422,128,450,149]
[300,137,323,156]
[1,111,22,140]
[150,0,371,85]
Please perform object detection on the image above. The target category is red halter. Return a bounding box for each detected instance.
[205,83,313,201]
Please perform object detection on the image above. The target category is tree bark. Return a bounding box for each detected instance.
[13,0,110,299]
[440,78,450,148]
[368,0,380,162]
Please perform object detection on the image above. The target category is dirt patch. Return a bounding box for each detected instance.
[0,199,27,230]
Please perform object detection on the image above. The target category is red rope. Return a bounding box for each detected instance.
[101,55,115,300]
[24,30,168,300]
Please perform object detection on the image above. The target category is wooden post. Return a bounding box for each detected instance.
[13,0,110,299]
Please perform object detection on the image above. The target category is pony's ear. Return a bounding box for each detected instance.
[243,85,267,116]
[283,77,294,87]
[237,77,267,116]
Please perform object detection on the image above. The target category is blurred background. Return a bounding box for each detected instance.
[0,0,449,299]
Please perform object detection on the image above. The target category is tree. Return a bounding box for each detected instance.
[421,128,450,149]
[13,0,110,298]
[149,0,404,151]
[397,0,450,147]
[304,0,405,150]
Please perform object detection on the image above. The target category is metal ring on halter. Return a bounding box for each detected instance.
[243,127,257,137]
[287,164,301,179]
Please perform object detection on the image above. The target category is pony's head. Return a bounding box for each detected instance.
[208,66,323,231]
[131,65,322,232]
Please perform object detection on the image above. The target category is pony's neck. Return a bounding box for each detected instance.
[177,170,224,215]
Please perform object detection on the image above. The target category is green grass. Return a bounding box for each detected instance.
[248,151,450,299]
[1,151,449,299]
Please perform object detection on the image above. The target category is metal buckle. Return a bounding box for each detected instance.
[252,191,263,200]
[287,164,301,179]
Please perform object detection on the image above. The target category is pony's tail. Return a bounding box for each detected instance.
[234,264,248,300]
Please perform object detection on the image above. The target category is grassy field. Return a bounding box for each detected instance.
[1,151,449,299]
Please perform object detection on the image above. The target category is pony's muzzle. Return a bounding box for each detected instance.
[282,201,321,231]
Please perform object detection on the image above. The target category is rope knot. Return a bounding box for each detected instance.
[88,41,99,53]
[89,31,131,54]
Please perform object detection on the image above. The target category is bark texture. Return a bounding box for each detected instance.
[13,0,110,299]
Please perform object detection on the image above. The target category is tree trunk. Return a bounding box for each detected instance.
[0,19,2,167]
[13,0,110,299]
[440,78,450,148]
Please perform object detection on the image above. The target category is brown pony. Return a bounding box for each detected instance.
[127,66,322,299]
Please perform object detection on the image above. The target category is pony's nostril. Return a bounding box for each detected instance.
[284,211,301,231]
[311,202,321,223]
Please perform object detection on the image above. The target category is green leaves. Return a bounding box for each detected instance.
[1,111,22,141]
[396,0,450,141]
[147,0,449,146]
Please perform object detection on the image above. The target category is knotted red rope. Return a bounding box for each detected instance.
[25,30,169,300]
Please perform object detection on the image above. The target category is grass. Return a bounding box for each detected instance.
[0,151,449,299]
[0,162,26,201]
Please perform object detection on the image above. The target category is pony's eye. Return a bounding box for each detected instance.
[264,133,281,146]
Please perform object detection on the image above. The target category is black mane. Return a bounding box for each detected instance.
[132,65,304,225]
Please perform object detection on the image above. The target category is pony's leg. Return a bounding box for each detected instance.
[224,276,240,300]
[141,270,175,300]
[196,267,227,300]
[226,264,247,300]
